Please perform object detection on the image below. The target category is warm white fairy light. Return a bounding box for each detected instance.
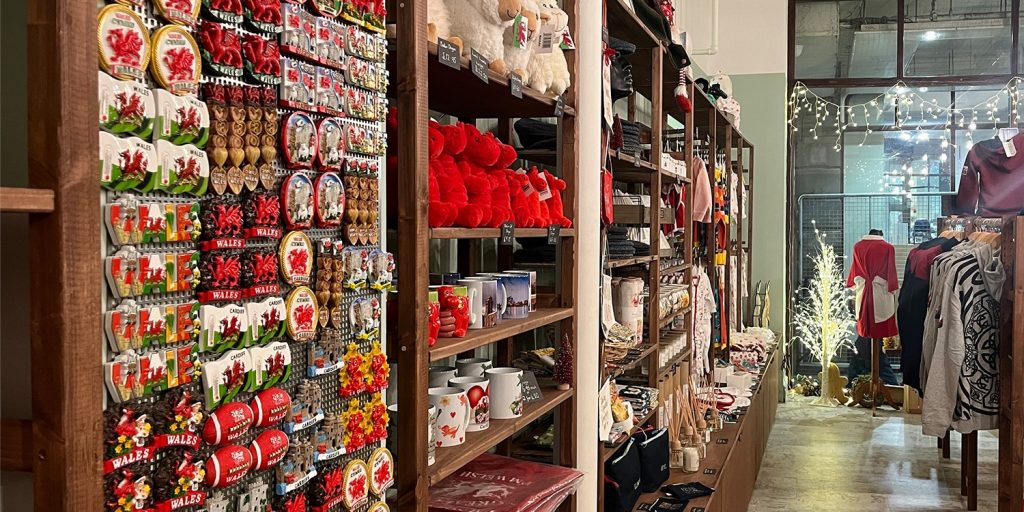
[790,78,1023,153]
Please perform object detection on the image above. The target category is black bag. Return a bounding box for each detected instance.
[604,438,642,512]
[632,428,670,491]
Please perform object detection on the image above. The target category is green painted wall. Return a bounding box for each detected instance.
[728,73,788,330]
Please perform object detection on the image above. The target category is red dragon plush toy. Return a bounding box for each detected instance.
[457,124,501,228]
[543,170,572,227]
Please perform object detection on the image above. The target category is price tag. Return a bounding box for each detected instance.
[554,95,565,118]
[703,468,717,475]
[536,24,555,54]
[547,224,560,245]
[470,49,489,83]
[716,438,728,444]
[437,38,460,70]
[500,221,515,245]
[521,371,543,403]
[509,73,523,99]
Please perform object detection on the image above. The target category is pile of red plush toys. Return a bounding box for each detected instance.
[389,110,572,229]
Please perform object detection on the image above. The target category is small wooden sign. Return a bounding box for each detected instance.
[470,49,489,83]
[437,39,460,70]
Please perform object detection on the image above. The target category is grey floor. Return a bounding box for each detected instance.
[748,396,999,512]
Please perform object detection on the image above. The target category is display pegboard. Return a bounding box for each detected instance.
[98,1,390,510]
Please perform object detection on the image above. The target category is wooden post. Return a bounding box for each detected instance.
[395,0,429,509]
[647,45,663,386]
[27,0,103,508]
[999,216,1023,511]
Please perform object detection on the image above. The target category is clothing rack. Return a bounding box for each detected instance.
[932,215,1022,512]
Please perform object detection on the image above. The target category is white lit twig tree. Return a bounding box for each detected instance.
[794,230,856,407]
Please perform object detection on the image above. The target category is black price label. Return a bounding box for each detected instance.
[500,221,515,245]
[521,371,543,403]
[438,38,460,70]
[716,438,728,444]
[691,508,706,512]
[554,95,565,117]
[703,468,717,475]
[510,73,524,98]
[547,224,560,245]
[470,49,489,83]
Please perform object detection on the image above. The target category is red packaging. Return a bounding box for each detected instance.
[428,453,584,512]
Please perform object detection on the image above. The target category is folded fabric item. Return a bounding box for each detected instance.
[662,482,715,501]
[514,246,556,263]
[514,118,557,150]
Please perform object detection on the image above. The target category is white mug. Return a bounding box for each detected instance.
[463,276,507,326]
[457,279,486,330]
[449,376,490,432]
[456,357,492,378]
[490,273,530,319]
[428,386,471,447]
[506,271,537,312]
[485,367,524,419]
[387,403,439,465]
[428,366,457,388]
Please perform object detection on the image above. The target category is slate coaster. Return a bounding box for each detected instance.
[437,38,460,69]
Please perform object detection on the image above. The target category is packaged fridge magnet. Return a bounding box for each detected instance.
[307,329,342,376]
[285,379,325,433]
[250,387,292,427]
[202,348,254,409]
[279,231,313,284]
[150,25,201,95]
[349,296,380,340]
[242,34,282,85]
[363,394,388,443]
[317,18,345,69]
[105,300,141,353]
[156,140,210,196]
[153,92,208,149]
[105,352,139,403]
[197,251,243,302]
[198,21,242,77]
[99,72,155,138]
[338,344,365,398]
[152,389,204,450]
[99,133,159,192]
[309,464,345,511]
[281,174,314,230]
[199,303,252,352]
[152,451,207,510]
[340,398,366,452]
[275,440,319,494]
[314,172,345,227]
[281,111,318,169]
[243,191,283,239]
[246,296,287,345]
[154,0,201,26]
[137,351,168,397]
[368,249,394,291]
[106,246,141,299]
[202,0,243,23]
[241,247,281,298]
[250,340,292,390]
[367,447,393,497]
[243,0,283,34]
[250,428,290,470]
[104,407,155,474]
[312,412,344,462]
[202,401,254,445]
[199,196,243,249]
[204,444,253,488]
[340,246,368,290]
[341,459,369,510]
[134,251,168,296]
[136,201,168,244]
[317,118,346,170]
[281,4,317,60]
[315,66,340,115]
[98,5,151,81]
[363,341,389,393]
[280,58,316,110]
[285,285,319,341]
[105,195,141,246]
[105,469,153,512]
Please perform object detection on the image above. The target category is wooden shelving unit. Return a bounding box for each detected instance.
[392,2,580,510]
[0,187,55,213]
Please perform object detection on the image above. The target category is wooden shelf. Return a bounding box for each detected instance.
[600,407,658,463]
[428,387,574,486]
[606,0,661,48]
[606,343,658,380]
[606,255,658,269]
[429,227,575,239]
[661,262,691,275]
[429,308,574,361]
[0,187,54,213]
[658,306,690,330]
[657,350,691,380]
[387,42,576,119]
[662,169,691,183]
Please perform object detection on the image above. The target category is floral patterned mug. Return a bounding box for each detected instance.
[427,386,471,447]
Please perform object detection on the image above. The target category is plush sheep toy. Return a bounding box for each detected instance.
[447,0,523,75]
[502,0,540,81]
[525,0,571,96]
[427,0,463,53]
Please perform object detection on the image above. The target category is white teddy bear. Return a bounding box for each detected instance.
[525,0,571,96]
[447,0,523,75]
[427,0,463,53]
[502,0,540,81]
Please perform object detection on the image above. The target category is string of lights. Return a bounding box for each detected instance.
[788,77,1024,153]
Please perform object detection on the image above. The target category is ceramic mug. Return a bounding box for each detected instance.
[456,357,492,378]
[462,276,507,327]
[387,404,439,465]
[449,376,490,432]
[428,366,457,388]
[428,386,471,447]
[494,273,531,319]
[506,271,537,312]
[615,277,645,340]
[457,279,487,330]
[485,367,524,419]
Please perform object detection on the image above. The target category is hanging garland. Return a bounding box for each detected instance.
[788,77,1024,152]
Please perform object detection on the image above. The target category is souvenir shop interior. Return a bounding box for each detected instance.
[1,0,1023,511]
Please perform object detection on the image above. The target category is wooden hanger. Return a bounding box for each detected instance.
[939,229,965,241]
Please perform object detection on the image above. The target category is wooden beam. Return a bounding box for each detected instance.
[394,0,429,509]
[27,0,103,508]
[999,217,1023,512]
[1,418,33,472]
[0,188,54,213]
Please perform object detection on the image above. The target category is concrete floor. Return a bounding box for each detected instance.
[748,396,999,512]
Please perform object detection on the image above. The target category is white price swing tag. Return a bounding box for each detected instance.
[536,23,555,54]
[999,128,1018,157]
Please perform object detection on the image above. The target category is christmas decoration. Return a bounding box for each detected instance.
[554,332,573,391]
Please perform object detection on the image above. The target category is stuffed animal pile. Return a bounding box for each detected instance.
[428,0,572,96]
[429,120,571,229]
